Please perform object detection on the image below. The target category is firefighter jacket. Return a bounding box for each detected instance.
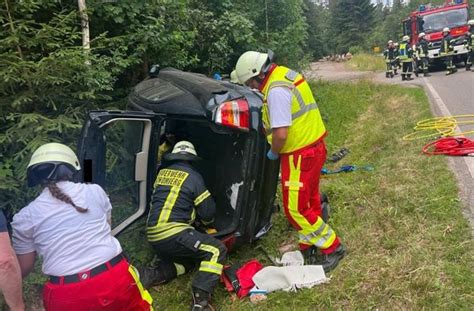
[146,162,215,242]
[383,47,396,61]
[417,39,429,58]
[466,30,474,49]
[440,34,454,54]
[399,42,413,62]
[260,65,326,154]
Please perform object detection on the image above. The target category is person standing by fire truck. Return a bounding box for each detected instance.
[416,33,430,77]
[466,20,474,71]
[399,36,414,81]
[234,50,346,273]
[440,27,457,75]
[384,40,396,78]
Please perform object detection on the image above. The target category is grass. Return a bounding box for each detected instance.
[346,53,386,72]
[9,80,473,310]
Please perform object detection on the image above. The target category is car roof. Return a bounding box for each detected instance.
[128,68,262,118]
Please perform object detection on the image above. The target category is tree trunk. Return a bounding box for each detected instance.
[78,0,90,50]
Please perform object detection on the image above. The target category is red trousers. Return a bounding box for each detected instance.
[43,259,153,311]
[280,141,340,254]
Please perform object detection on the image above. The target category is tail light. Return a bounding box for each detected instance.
[214,98,250,131]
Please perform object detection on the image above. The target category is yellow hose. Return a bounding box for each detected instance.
[402,115,474,141]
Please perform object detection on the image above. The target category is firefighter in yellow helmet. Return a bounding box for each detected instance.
[399,35,414,81]
[440,27,457,75]
[466,20,474,71]
[235,51,345,272]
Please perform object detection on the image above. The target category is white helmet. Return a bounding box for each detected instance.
[235,51,269,84]
[388,40,393,44]
[27,143,81,187]
[402,35,410,42]
[443,27,450,33]
[468,20,474,26]
[418,32,426,38]
[28,143,80,170]
[163,140,201,162]
[230,70,239,84]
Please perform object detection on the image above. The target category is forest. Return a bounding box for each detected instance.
[0,0,448,213]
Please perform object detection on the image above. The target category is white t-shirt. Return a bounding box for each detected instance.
[267,86,293,128]
[12,181,122,276]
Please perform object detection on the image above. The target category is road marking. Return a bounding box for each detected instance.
[423,77,474,179]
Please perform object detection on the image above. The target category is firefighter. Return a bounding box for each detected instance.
[383,40,396,78]
[440,27,457,75]
[466,20,474,71]
[417,32,430,76]
[234,51,346,272]
[399,35,414,81]
[393,42,401,74]
[143,141,225,311]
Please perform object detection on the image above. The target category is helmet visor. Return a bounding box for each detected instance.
[27,162,78,187]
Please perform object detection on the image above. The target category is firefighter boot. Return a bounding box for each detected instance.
[467,65,472,71]
[137,261,179,289]
[320,244,346,273]
[191,288,215,311]
[406,75,413,81]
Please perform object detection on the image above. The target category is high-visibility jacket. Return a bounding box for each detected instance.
[466,31,474,49]
[260,65,326,154]
[417,39,429,58]
[399,42,413,62]
[146,162,215,242]
[440,34,454,54]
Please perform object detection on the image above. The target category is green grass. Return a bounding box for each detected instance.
[10,81,473,310]
[347,53,386,72]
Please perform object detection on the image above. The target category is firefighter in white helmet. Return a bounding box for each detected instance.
[142,140,225,311]
[383,40,396,78]
[466,20,474,71]
[440,27,457,75]
[230,70,240,84]
[11,143,153,311]
[416,32,430,76]
[399,35,414,81]
[235,51,346,272]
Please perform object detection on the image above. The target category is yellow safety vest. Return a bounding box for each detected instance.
[260,65,326,154]
[399,43,410,61]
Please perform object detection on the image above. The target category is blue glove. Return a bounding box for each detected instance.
[267,149,279,160]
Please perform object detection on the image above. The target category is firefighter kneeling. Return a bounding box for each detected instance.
[141,141,226,311]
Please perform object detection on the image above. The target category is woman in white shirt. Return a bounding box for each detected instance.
[12,143,153,311]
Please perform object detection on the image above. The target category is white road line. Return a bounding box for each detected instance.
[423,77,474,179]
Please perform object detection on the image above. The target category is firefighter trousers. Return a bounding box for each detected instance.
[466,50,473,69]
[150,229,226,293]
[280,141,341,254]
[401,61,413,79]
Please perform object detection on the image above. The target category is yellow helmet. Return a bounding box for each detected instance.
[235,51,269,84]
[163,140,201,162]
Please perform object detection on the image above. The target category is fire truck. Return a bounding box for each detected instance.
[403,0,471,64]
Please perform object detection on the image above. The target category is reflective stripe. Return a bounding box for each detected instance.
[285,69,298,81]
[298,217,336,249]
[128,265,154,308]
[147,222,191,233]
[292,102,318,119]
[194,190,210,206]
[199,261,223,275]
[147,225,190,242]
[198,244,220,262]
[286,154,311,228]
[157,186,180,225]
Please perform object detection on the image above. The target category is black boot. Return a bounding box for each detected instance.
[191,288,215,311]
[137,261,178,289]
[320,244,346,273]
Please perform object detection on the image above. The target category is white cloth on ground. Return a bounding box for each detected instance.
[276,250,305,266]
[252,265,329,293]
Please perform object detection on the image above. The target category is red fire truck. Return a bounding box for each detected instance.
[403,0,471,64]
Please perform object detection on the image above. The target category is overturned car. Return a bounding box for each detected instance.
[77,68,280,250]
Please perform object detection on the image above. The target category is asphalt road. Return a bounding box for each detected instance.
[421,67,474,230]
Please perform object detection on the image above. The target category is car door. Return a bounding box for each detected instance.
[77,110,164,236]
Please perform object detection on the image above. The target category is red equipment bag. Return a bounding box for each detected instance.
[221,259,263,298]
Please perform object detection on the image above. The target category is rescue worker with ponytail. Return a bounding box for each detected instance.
[143,140,226,311]
[11,143,153,311]
[399,35,414,81]
[383,40,396,78]
[465,20,474,71]
[440,27,457,75]
[235,50,345,272]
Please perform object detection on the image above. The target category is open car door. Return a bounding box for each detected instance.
[77,110,164,236]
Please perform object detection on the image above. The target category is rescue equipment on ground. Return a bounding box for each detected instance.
[321,165,374,175]
[327,147,350,163]
[403,115,474,140]
[221,259,263,298]
[422,137,474,156]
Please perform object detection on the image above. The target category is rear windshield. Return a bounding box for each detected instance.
[421,8,468,33]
